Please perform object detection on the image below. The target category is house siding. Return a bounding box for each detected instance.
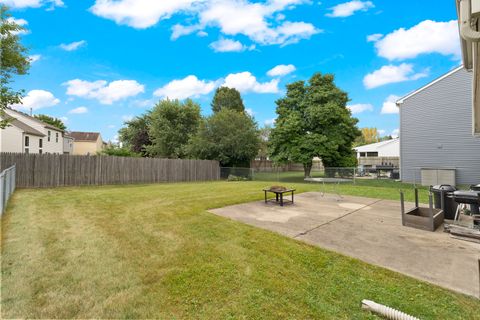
[0,125,24,153]
[72,136,103,155]
[63,137,74,154]
[2,109,64,154]
[400,68,480,185]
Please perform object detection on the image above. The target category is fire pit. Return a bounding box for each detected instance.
[263,186,295,206]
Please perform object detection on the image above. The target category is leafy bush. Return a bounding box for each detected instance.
[227,174,249,181]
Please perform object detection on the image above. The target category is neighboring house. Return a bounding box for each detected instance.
[397,66,480,185]
[354,138,400,168]
[70,132,104,155]
[0,108,64,154]
[354,139,399,158]
[63,135,74,154]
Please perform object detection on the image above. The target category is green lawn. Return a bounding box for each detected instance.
[1,181,478,319]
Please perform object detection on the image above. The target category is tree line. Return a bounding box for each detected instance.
[108,87,260,168]
[109,74,362,178]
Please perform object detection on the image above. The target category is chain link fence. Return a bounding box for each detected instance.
[220,165,402,184]
[1,165,16,215]
[221,167,361,183]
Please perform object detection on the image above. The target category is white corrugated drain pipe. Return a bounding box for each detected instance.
[361,300,420,320]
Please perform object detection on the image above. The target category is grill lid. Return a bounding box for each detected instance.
[431,184,457,192]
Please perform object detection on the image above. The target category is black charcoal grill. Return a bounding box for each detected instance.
[470,183,480,191]
[451,190,480,216]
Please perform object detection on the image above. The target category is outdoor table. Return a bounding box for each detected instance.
[263,188,295,206]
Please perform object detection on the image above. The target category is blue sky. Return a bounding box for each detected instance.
[4,0,460,141]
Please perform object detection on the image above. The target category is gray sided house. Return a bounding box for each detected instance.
[397,66,480,186]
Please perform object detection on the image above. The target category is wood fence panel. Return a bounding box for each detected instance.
[0,153,220,188]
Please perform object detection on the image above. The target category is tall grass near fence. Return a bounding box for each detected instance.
[0,165,16,214]
[0,153,220,188]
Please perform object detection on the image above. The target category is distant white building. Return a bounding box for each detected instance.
[63,135,74,154]
[354,138,400,159]
[0,108,65,154]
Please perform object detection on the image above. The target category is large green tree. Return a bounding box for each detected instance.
[118,113,152,156]
[34,114,67,131]
[269,73,360,178]
[257,125,271,161]
[187,109,260,167]
[100,143,140,157]
[147,99,201,158]
[211,87,245,113]
[1,5,30,128]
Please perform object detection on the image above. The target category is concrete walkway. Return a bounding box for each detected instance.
[210,192,480,298]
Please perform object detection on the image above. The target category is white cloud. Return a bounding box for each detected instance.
[64,79,145,104]
[90,0,200,29]
[363,63,428,89]
[267,64,296,77]
[154,75,216,100]
[91,0,320,47]
[7,17,28,26]
[245,108,254,116]
[59,40,87,51]
[69,106,88,114]
[107,124,116,129]
[326,1,374,18]
[391,128,399,138]
[171,23,203,40]
[372,20,460,60]
[153,71,281,100]
[12,89,60,110]
[28,54,41,63]
[347,103,373,114]
[381,95,400,114]
[209,38,255,52]
[6,17,29,35]
[223,72,279,93]
[122,115,134,122]
[64,79,106,97]
[1,0,63,9]
[366,33,382,42]
[378,129,386,136]
[264,118,276,126]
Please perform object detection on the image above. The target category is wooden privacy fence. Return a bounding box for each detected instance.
[0,153,220,188]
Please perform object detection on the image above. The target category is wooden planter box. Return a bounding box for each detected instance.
[400,189,444,232]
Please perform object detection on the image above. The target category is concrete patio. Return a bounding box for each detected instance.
[210,192,480,298]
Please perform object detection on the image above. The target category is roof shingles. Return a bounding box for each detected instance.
[69,132,100,142]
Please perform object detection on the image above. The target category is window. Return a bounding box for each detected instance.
[359,152,366,157]
[48,131,51,142]
[25,136,29,153]
[56,132,59,143]
[366,152,379,157]
[39,139,43,154]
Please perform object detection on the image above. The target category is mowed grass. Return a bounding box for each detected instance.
[1,181,478,319]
